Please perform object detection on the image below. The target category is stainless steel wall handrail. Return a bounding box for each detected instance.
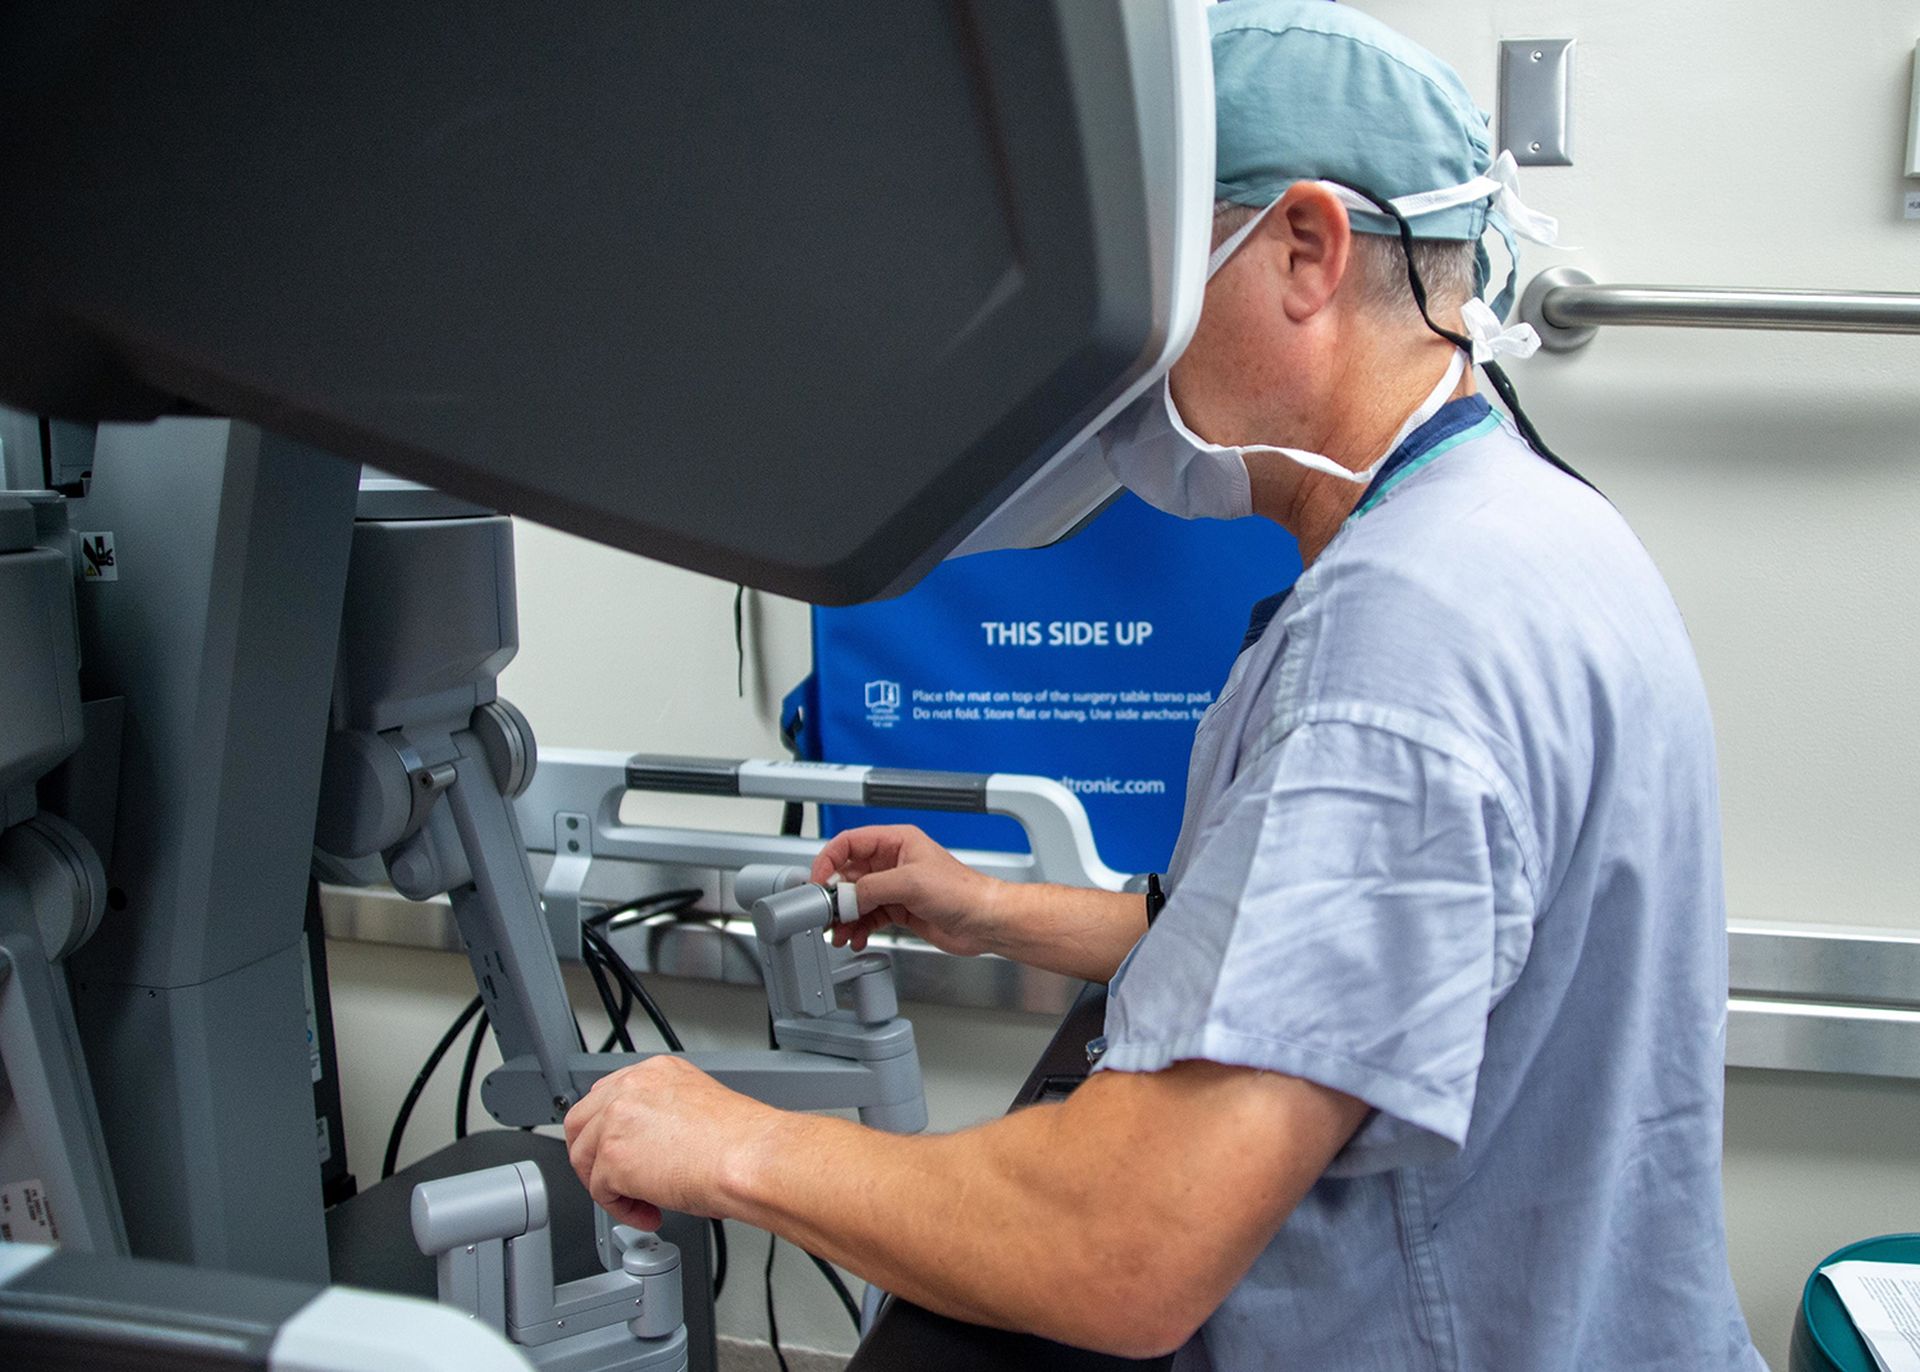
[320,885,1920,1083]
[1519,266,1920,352]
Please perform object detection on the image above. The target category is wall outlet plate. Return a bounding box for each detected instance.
[1499,38,1575,167]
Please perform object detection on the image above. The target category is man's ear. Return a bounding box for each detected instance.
[1268,182,1353,323]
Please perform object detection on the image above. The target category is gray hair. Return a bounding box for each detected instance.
[1212,199,1478,322]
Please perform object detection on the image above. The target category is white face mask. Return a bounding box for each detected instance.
[1102,347,1467,521]
[1102,156,1554,522]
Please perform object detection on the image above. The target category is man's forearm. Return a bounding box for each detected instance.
[569,1058,1365,1357]
[703,1061,1361,1357]
[978,883,1145,982]
[717,1092,1183,1353]
[722,1106,1065,1333]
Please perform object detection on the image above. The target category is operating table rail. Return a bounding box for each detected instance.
[1519,266,1920,352]
[522,751,1134,920]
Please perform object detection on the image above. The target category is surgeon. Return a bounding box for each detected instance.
[565,4,1766,1367]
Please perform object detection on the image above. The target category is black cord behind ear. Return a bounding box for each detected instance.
[1323,178,1599,496]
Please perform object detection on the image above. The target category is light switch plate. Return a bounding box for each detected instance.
[1499,38,1575,167]
[1906,39,1918,178]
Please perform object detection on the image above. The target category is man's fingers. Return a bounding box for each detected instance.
[811,825,935,885]
[809,836,852,885]
[586,1163,625,1214]
[828,907,910,949]
[607,1195,664,1233]
[567,1110,606,1192]
[589,1151,662,1232]
[563,1086,607,1146]
[811,828,894,883]
[848,866,920,914]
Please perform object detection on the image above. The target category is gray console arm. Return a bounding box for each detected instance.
[0,828,125,1256]
[412,1162,686,1370]
[0,927,125,1255]
[332,719,585,1119]
[483,868,927,1135]
[439,738,584,1112]
[484,1037,926,1137]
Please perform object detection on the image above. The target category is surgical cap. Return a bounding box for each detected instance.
[1210,0,1496,242]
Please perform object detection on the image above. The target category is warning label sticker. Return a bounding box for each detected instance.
[78,532,118,581]
[0,1179,58,1243]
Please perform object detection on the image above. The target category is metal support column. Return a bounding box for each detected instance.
[65,420,358,1282]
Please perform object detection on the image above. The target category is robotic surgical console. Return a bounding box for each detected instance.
[0,4,1213,1369]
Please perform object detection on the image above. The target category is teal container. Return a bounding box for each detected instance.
[1790,1234,1920,1372]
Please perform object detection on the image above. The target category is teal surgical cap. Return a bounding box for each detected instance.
[1210,0,1495,240]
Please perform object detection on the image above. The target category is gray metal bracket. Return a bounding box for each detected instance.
[542,812,593,962]
[1519,265,1601,353]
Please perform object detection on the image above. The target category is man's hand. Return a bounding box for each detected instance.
[811,824,1005,955]
[811,824,1146,981]
[563,1056,777,1232]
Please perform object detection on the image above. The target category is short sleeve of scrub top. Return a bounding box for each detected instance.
[1098,716,1537,1177]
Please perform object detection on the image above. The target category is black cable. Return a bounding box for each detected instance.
[584,924,682,1052]
[765,1235,791,1372]
[584,947,637,1054]
[384,994,484,1180]
[806,1250,863,1334]
[454,1008,490,1141]
[778,704,809,839]
[710,1220,729,1301]
[585,888,704,931]
[584,890,701,1051]
[597,980,634,1054]
[734,585,748,699]
[583,923,684,1053]
[1326,177,1598,495]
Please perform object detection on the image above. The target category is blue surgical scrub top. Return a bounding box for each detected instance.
[1099,399,1766,1371]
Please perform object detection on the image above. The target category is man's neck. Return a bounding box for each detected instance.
[1246,339,1470,565]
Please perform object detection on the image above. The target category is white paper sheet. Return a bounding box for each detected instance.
[1822,1260,1920,1372]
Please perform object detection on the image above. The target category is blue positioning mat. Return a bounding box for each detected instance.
[786,493,1301,876]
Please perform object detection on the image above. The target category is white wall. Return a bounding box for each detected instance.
[1352,0,1920,937]
[504,521,818,832]
[326,4,1920,1367]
